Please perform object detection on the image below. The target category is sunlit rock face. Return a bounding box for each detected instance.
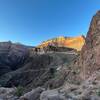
[80,11,100,79]
[38,36,85,51]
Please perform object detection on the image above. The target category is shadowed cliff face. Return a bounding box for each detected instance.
[80,11,100,79]
[0,42,29,76]
[38,36,85,51]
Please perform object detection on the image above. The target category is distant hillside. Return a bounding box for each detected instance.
[38,35,85,51]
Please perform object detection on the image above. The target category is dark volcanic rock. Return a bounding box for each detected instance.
[80,11,100,79]
[0,41,29,76]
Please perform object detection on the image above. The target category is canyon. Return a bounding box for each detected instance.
[1,11,100,100]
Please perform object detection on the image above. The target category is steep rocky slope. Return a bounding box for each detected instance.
[0,41,77,93]
[0,41,29,76]
[0,52,77,90]
[79,11,100,79]
[38,36,85,51]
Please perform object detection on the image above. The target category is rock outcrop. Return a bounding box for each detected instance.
[0,87,17,100]
[20,87,45,100]
[79,11,100,79]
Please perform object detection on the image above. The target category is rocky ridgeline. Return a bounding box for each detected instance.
[38,36,85,51]
[79,11,100,79]
[0,41,29,76]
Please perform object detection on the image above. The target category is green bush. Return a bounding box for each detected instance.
[15,86,24,97]
[96,89,100,96]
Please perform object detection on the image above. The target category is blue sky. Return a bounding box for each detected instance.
[0,0,100,46]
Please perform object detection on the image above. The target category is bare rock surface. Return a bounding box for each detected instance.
[20,87,45,100]
[0,87,18,100]
[79,11,100,79]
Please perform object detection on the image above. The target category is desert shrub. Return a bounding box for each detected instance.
[96,89,100,96]
[15,86,24,97]
[49,68,56,75]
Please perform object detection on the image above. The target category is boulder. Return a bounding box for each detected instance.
[20,87,45,100]
[0,87,18,100]
[40,89,66,100]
